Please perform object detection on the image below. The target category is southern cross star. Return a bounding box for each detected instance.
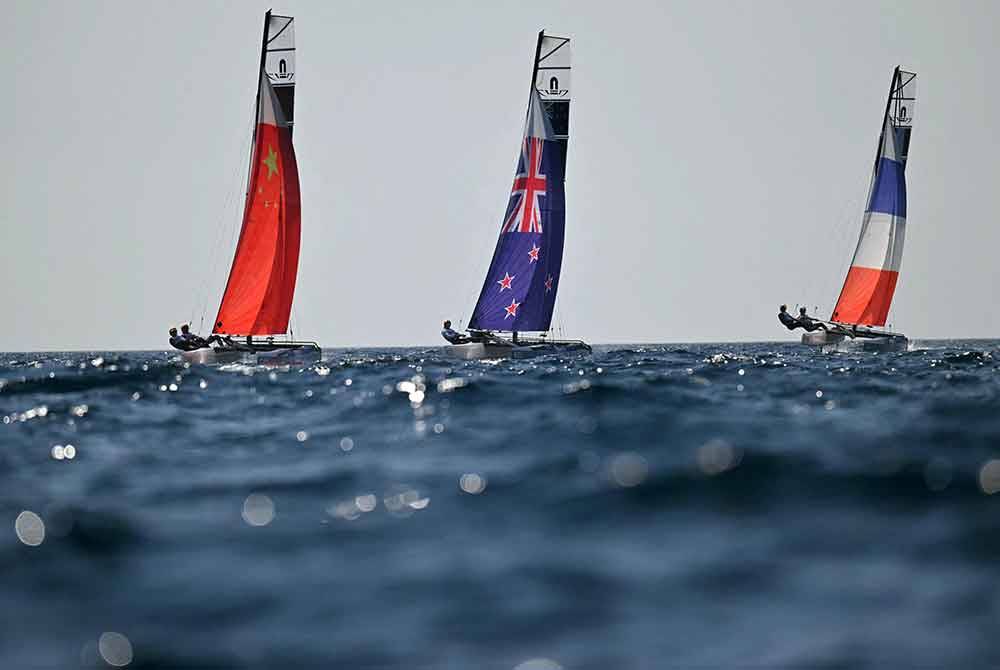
[497,272,515,292]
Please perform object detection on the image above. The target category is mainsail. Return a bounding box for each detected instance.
[213,13,301,336]
[831,68,915,327]
[469,31,571,332]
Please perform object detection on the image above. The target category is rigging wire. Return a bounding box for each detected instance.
[191,107,256,334]
[802,157,873,320]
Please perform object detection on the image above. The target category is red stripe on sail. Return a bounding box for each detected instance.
[213,122,301,335]
[830,266,899,327]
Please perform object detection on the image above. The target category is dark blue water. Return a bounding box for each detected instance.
[2,342,999,669]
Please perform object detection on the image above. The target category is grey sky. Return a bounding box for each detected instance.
[4,0,998,351]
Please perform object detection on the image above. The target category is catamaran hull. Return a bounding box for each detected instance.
[446,340,591,360]
[181,343,322,366]
[801,331,846,347]
[801,331,908,353]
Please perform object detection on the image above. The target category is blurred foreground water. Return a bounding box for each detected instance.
[1,341,999,669]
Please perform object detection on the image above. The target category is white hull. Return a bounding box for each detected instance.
[801,331,845,346]
[801,330,908,353]
[181,343,322,366]
[446,339,591,360]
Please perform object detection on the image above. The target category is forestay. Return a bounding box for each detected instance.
[831,68,915,327]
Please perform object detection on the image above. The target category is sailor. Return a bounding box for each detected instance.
[168,327,189,351]
[177,324,205,349]
[797,307,828,332]
[777,305,801,331]
[168,326,207,351]
[441,320,470,345]
[180,324,230,349]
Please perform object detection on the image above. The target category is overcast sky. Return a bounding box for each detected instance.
[4,0,998,351]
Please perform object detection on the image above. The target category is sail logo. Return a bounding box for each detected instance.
[539,75,569,98]
[267,58,295,83]
[502,137,547,234]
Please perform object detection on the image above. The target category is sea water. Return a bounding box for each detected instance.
[1,342,998,668]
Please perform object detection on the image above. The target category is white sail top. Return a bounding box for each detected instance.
[524,88,554,140]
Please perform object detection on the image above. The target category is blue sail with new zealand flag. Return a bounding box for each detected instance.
[470,32,571,333]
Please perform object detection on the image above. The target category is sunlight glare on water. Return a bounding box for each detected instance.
[1,342,998,668]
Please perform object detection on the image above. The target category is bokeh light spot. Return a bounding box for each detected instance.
[460,473,487,494]
[610,452,648,488]
[242,494,275,526]
[98,631,133,667]
[15,510,45,546]
[697,439,742,476]
[979,459,1000,495]
[513,659,563,670]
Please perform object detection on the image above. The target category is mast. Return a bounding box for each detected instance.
[529,31,544,115]
[511,32,544,341]
[871,66,899,176]
[245,10,272,206]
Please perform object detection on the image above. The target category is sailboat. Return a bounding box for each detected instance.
[793,67,916,353]
[184,11,320,365]
[446,31,591,360]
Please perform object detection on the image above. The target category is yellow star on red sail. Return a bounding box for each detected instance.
[262,145,279,179]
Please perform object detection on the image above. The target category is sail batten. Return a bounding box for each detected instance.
[213,14,300,336]
[469,32,571,333]
[831,68,915,328]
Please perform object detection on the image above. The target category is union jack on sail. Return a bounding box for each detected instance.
[503,137,547,234]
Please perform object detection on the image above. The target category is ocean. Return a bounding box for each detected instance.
[1,341,998,669]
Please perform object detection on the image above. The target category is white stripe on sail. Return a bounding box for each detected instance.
[256,72,290,128]
[850,212,906,272]
[879,113,900,163]
[524,89,554,140]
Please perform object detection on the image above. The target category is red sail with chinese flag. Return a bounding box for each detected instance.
[213,69,301,335]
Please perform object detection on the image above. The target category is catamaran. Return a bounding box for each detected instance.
[446,31,590,360]
[790,67,916,353]
[183,12,320,365]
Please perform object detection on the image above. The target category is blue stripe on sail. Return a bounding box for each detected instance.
[866,157,907,218]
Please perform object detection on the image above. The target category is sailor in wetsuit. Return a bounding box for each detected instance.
[179,324,209,349]
[441,320,470,345]
[169,324,228,351]
[797,307,828,332]
[778,305,801,331]
[168,327,201,351]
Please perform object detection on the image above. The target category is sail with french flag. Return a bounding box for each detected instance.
[831,68,915,328]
